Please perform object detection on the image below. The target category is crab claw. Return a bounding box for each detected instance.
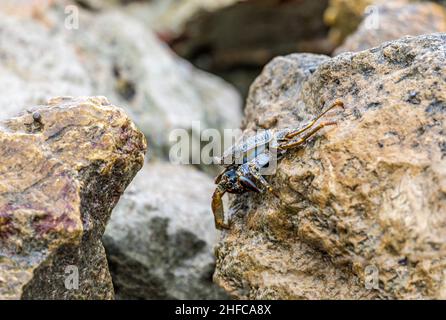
[239,176,261,193]
[212,187,230,230]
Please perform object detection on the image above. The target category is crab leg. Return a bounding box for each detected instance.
[285,100,344,139]
[279,121,337,150]
[211,186,230,230]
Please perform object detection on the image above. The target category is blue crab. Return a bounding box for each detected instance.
[212,100,344,230]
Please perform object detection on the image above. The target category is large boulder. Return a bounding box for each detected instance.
[0,96,146,299]
[335,1,446,54]
[214,34,446,299]
[104,162,228,299]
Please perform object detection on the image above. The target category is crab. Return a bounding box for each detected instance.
[211,100,344,230]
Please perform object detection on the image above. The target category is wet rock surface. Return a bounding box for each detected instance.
[104,162,228,299]
[0,96,146,299]
[335,1,446,54]
[215,34,446,299]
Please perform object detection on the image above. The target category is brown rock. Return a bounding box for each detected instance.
[214,34,446,299]
[335,1,446,55]
[0,96,146,299]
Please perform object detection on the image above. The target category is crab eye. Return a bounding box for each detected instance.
[223,170,237,184]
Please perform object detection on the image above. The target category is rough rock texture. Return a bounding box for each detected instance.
[215,34,446,299]
[0,96,146,299]
[335,1,446,54]
[61,8,242,159]
[103,162,228,299]
[170,0,331,97]
[0,11,92,121]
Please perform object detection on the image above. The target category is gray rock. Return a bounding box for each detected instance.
[104,162,228,299]
[0,12,92,121]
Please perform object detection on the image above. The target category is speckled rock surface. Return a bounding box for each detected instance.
[0,96,146,299]
[335,1,446,54]
[104,162,228,299]
[214,34,446,299]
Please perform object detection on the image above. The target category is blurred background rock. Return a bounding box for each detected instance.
[0,0,445,300]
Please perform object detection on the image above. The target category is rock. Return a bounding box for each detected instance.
[170,0,332,97]
[214,34,446,299]
[103,162,228,299]
[0,96,146,299]
[0,0,53,23]
[61,8,242,159]
[324,0,443,48]
[335,1,446,54]
[124,0,240,37]
[0,11,92,121]
[324,0,379,46]
[73,0,120,10]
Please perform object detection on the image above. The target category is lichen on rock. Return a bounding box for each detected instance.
[0,96,147,299]
[214,34,446,299]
